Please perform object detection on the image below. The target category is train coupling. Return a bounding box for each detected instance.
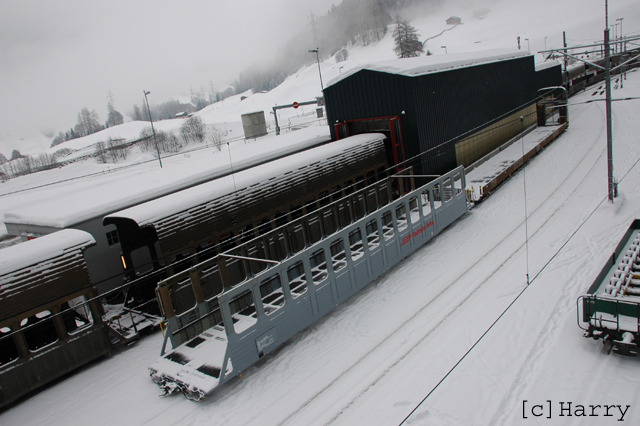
[613,332,638,357]
[150,370,205,401]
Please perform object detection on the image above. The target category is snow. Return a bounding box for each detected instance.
[2,0,640,424]
[326,49,529,87]
[1,125,330,229]
[105,133,383,227]
[536,60,562,71]
[0,229,94,277]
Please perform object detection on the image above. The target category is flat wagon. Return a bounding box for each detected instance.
[578,219,640,355]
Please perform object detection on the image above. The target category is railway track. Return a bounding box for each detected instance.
[269,100,611,425]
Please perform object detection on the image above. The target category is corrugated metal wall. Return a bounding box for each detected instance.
[535,64,563,91]
[325,55,540,176]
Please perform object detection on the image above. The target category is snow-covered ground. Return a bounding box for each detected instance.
[2,0,640,424]
[2,67,639,426]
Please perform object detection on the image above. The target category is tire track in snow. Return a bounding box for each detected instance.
[488,99,624,426]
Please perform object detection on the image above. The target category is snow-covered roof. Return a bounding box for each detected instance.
[2,127,331,229]
[0,229,95,277]
[105,133,385,227]
[535,60,561,71]
[326,49,531,88]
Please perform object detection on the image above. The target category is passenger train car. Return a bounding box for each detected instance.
[103,133,396,314]
[0,230,111,409]
[579,220,640,356]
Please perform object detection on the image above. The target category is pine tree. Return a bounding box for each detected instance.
[106,91,124,128]
[393,16,424,58]
[75,108,102,137]
[132,104,143,121]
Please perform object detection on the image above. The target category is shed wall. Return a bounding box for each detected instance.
[536,64,563,91]
[325,55,539,176]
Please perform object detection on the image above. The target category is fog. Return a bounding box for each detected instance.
[0,0,336,154]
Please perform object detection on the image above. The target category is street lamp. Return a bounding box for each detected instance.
[308,48,324,91]
[525,38,530,52]
[143,90,162,168]
[441,45,447,54]
[617,17,624,52]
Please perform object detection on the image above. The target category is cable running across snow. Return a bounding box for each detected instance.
[399,124,640,426]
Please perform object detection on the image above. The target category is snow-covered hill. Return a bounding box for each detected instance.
[3,0,637,159]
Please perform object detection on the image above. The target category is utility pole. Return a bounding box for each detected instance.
[143,90,163,169]
[604,1,614,202]
[617,17,624,52]
[308,48,324,91]
[563,32,568,85]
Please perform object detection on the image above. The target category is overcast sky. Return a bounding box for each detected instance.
[0,0,335,151]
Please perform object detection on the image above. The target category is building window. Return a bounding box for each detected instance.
[106,230,119,246]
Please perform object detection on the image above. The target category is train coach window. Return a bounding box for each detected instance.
[106,230,119,246]
[196,241,216,263]
[454,172,463,195]
[330,239,347,272]
[366,219,380,250]
[239,225,255,243]
[353,192,366,220]
[382,211,394,240]
[395,204,408,232]
[305,197,317,213]
[0,327,19,366]
[409,197,420,223]
[288,221,306,254]
[200,262,224,300]
[322,206,338,236]
[257,218,272,236]
[219,233,236,252]
[367,171,376,185]
[274,211,288,228]
[260,275,285,315]
[170,276,197,315]
[23,311,58,352]
[377,167,387,181]
[443,178,453,202]
[171,253,192,275]
[421,190,432,216]
[336,199,351,228]
[290,203,303,220]
[344,180,354,195]
[356,175,365,190]
[309,249,328,284]
[432,183,443,209]
[131,245,153,276]
[319,190,331,206]
[331,185,342,201]
[61,296,93,334]
[349,229,364,261]
[287,261,308,298]
[229,290,257,334]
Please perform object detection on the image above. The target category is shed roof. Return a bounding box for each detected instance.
[326,49,530,88]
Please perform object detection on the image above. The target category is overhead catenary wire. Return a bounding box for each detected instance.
[399,121,640,426]
[0,91,567,346]
[521,116,530,286]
